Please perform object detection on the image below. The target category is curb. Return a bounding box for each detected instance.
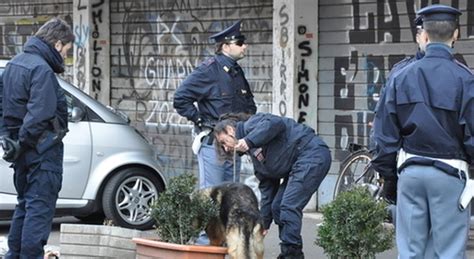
[303,212,474,252]
[303,212,323,221]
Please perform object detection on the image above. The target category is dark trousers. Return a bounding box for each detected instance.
[272,139,331,248]
[5,158,62,259]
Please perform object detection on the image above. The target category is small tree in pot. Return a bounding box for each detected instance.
[151,172,218,244]
[133,173,225,259]
[316,186,394,259]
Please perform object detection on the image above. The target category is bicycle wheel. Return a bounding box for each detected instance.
[334,150,379,199]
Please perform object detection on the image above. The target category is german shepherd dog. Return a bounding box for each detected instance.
[202,182,265,259]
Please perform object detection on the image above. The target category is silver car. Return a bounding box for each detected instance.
[0,60,166,230]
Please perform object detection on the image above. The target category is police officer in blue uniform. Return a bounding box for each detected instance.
[214,113,331,259]
[174,20,256,189]
[372,5,474,258]
[375,15,427,206]
[2,18,74,259]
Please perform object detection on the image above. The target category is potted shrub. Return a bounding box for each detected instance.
[133,173,227,259]
[316,186,394,259]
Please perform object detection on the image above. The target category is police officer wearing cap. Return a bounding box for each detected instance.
[387,16,427,79]
[372,4,474,258]
[174,20,256,189]
[374,14,428,208]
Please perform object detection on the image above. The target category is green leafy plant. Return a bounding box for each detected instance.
[316,186,394,259]
[151,172,218,244]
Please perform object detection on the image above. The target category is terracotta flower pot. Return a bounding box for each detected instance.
[133,237,228,259]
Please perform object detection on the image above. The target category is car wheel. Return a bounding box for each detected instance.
[102,167,164,230]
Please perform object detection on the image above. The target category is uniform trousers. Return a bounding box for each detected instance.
[6,157,62,259]
[397,165,470,259]
[271,138,331,247]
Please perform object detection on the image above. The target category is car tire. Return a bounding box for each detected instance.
[102,167,164,230]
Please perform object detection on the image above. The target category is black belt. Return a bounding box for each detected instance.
[205,134,215,145]
[398,157,466,180]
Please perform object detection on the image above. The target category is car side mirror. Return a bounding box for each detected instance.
[69,106,85,122]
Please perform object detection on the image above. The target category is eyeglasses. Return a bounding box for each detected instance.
[228,40,246,47]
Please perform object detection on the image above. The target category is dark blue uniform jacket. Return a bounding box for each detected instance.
[0,78,6,136]
[235,113,329,229]
[388,51,425,79]
[372,43,474,180]
[235,113,327,179]
[2,36,68,172]
[374,51,425,118]
[173,54,256,124]
[370,51,424,151]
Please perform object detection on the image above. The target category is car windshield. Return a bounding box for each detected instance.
[58,77,130,124]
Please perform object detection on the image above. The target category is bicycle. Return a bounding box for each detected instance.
[333,143,383,199]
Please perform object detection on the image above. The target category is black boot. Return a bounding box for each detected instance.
[277,244,304,259]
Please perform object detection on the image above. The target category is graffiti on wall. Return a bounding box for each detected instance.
[0,1,70,17]
[276,3,290,118]
[330,0,473,161]
[0,1,73,79]
[296,26,314,124]
[74,1,88,91]
[111,0,273,177]
[73,0,108,101]
[0,17,40,56]
[90,0,105,100]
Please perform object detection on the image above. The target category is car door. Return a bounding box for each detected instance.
[0,153,15,194]
[0,68,15,194]
[59,88,93,199]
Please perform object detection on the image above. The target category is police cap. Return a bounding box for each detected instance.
[417,4,461,23]
[209,20,246,43]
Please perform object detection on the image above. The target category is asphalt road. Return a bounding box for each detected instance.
[265,213,398,259]
[3,214,474,258]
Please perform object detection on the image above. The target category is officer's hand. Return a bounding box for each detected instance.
[2,137,22,163]
[234,139,249,153]
[380,179,397,204]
